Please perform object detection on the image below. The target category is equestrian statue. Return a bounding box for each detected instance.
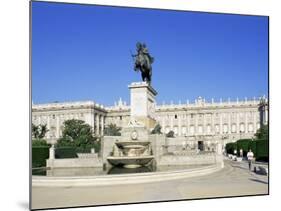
[131,42,154,84]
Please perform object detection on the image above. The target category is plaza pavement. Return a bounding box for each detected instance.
[32,160,268,210]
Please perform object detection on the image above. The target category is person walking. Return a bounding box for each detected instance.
[247,149,254,171]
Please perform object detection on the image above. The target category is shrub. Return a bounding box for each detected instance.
[32,146,49,168]
[32,139,50,147]
[55,147,78,159]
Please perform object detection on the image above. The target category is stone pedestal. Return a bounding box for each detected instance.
[128,82,157,129]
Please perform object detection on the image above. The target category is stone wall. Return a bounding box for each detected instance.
[101,136,119,165]
[46,157,102,168]
[149,134,166,165]
[158,153,221,166]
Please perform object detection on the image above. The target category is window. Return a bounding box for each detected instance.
[174,127,178,135]
[248,123,253,132]
[223,124,228,133]
[240,123,245,133]
[175,114,177,119]
[52,114,55,119]
[182,127,187,136]
[190,125,194,135]
[215,124,220,134]
[198,125,203,134]
[231,124,236,133]
[207,125,211,134]
[120,116,122,120]
[256,123,260,130]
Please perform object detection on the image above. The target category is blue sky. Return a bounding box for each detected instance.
[32,2,268,106]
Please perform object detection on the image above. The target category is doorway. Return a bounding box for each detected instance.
[198,141,204,151]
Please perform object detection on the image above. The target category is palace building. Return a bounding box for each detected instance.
[32,95,268,148]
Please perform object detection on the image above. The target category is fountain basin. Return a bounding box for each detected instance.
[107,155,154,168]
[115,141,150,148]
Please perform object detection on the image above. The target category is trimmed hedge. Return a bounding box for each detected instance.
[55,147,78,159]
[226,139,268,161]
[55,142,101,159]
[32,146,50,168]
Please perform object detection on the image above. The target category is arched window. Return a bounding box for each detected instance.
[182,127,187,136]
[215,124,220,134]
[240,123,245,133]
[231,124,236,133]
[207,124,211,134]
[198,125,203,134]
[248,123,253,132]
[189,125,195,135]
[223,124,228,133]
[174,127,178,135]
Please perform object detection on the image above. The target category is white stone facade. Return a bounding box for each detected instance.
[32,96,268,145]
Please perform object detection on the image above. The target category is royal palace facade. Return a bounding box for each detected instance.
[32,95,268,148]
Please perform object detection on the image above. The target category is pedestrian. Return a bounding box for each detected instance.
[240,148,243,157]
[247,149,254,171]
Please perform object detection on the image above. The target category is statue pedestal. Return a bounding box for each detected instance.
[128,82,157,129]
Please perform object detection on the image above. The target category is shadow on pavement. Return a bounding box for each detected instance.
[249,178,268,185]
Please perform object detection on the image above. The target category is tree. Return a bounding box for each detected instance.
[104,123,122,136]
[151,124,162,134]
[56,119,98,151]
[32,123,48,139]
[166,130,175,138]
[254,124,268,140]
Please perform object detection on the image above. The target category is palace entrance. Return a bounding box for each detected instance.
[198,141,204,151]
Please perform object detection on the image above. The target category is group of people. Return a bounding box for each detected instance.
[233,148,255,171]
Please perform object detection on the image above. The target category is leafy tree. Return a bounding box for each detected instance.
[166,130,175,138]
[56,119,98,152]
[254,124,268,140]
[104,123,121,136]
[151,124,162,134]
[32,123,48,139]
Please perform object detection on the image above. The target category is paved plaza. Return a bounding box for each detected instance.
[32,160,268,209]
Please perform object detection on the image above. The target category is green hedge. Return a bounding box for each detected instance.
[32,146,50,168]
[226,139,268,162]
[55,147,78,159]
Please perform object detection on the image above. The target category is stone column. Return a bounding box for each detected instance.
[47,115,50,138]
[202,113,205,135]
[170,114,173,132]
[236,112,240,134]
[101,115,104,135]
[211,113,214,134]
[228,112,231,134]
[195,114,198,135]
[178,114,182,136]
[265,108,268,124]
[254,111,257,133]
[161,115,165,134]
[245,112,248,134]
[186,113,190,135]
[56,116,60,138]
[219,113,223,135]
[92,111,95,132]
[96,114,100,135]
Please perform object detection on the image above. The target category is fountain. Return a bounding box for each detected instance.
[107,123,154,168]
[106,81,157,168]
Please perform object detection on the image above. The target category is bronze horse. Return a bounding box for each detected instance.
[132,43,154,84]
